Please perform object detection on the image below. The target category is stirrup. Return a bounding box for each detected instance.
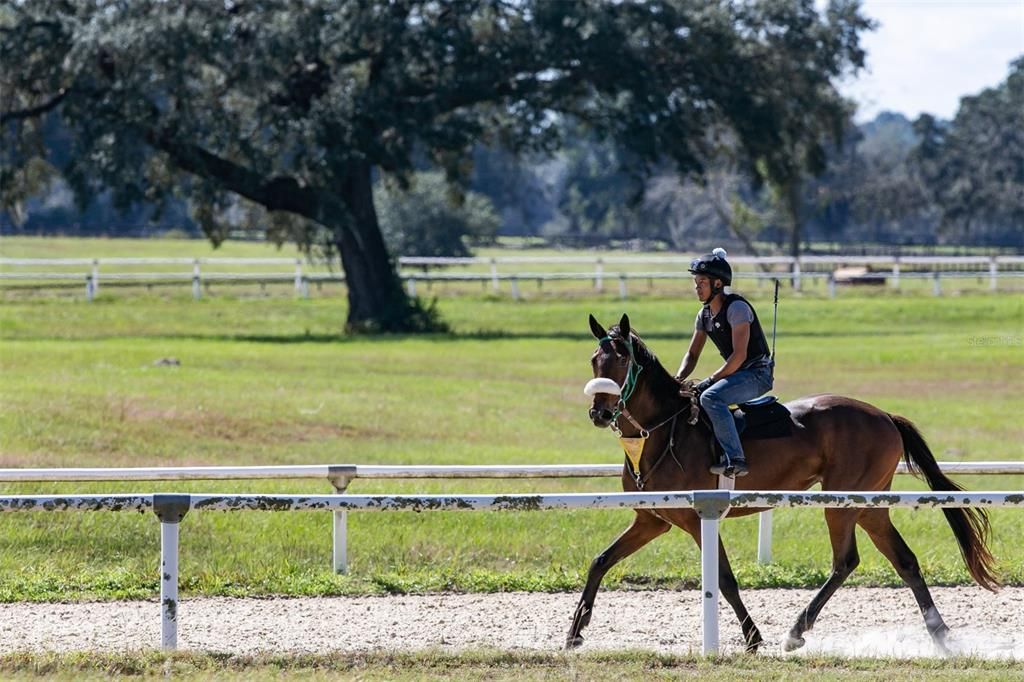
[725,460,749,478]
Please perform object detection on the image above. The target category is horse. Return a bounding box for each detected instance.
[568,313,999,653]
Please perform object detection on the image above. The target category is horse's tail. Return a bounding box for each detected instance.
[890,413,1000,592]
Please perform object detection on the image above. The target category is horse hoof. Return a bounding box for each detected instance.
[565,635,585,650]
[782,634,805,652]
[931,626,951,655]
[745,632,763,654]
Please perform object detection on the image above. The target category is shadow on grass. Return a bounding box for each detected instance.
[12,330,904,344]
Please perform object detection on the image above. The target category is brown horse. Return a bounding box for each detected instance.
[568,313,999,653]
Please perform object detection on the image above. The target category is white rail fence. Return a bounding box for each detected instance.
[3,255,1023,300]
[2,489,1022,653]
[3,461,1022,573]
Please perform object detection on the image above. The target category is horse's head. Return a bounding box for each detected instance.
[585,313,637,428]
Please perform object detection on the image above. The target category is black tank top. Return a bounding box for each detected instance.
[699,293,771,368]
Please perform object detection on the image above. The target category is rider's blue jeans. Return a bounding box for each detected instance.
[699,364,774,464]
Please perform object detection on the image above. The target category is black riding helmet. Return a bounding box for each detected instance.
[688,247,732,286]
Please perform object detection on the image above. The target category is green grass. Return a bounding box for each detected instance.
[0,238,1022,603]
[1,650,1022,680]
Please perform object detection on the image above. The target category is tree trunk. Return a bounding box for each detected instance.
[332,162,433,333]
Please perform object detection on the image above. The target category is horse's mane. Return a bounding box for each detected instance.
[608,325,682,400]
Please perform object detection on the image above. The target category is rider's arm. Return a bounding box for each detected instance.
[710,321,749,381]
[676,329,707,380]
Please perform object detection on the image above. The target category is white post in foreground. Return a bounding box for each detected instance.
[693,490,731,656]
[161,521,179,649]
[153,494,190,651]
[757,510,773,564]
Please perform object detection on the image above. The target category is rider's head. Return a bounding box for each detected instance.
[689,248,731,303]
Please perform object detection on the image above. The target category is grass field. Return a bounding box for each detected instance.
[2,650,1023,681]
[0,237,1022,604]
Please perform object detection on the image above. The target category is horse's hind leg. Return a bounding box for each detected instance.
[858,508,950,650]
[784,509,861,651]
[565,510,670,649]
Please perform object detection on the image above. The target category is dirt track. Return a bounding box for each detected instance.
[1,587,1022,659]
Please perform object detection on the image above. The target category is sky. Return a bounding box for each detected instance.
[837,0,1024,122]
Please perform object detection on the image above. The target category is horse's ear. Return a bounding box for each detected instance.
[619,314,631,339]
[588,314,606,340]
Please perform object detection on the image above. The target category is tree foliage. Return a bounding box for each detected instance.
[2,1,870,330]
[913,58,1024,245]
[376,172,499,257]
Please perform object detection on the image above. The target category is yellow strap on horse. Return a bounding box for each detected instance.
[619,435,647,472]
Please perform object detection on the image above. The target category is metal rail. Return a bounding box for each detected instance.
[3,461,1022,573]
[3,489,1022,653]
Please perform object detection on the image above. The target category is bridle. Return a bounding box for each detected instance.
[592,333,695,489]
[596,333,693,436]
[597,334,648,438]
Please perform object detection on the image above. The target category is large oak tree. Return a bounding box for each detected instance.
[2,0,869,331]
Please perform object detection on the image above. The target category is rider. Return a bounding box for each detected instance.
[675,248,773,478]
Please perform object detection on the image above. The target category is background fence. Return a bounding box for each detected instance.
[3,255,1024,300]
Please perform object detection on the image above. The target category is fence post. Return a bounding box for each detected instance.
[406,277,417,298]
[932,271,942,297]
[153,494,191,651]
[791,258,801,291]
[989,256,998,291]
[827,273,836,299]
[328,466,357,573]
[91,259,100,296]
[85,274,96,302]
[490,258,500,293]
[294,259,303,295]
[192,260,202,300]
[892,256,901,290]
[757,510,773,564]
[595,258,604,292]
[510,276,520,301]
[693,490,731,655]
[618,274,627,300]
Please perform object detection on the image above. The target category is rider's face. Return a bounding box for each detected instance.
[693,275,714,303]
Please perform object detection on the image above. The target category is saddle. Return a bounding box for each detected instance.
[698,395,793,463]
[729,396,792,440]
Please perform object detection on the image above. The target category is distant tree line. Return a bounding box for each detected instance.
[7,66,1022,254]
[2,2,1019,331]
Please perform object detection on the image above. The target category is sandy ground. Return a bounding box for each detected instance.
[1,587,1022,659]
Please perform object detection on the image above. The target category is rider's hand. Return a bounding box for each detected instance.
[694,377,716,394]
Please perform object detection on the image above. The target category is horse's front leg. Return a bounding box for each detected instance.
[679,513,762,653]
[566,510,670,649]
[716,537,763,652]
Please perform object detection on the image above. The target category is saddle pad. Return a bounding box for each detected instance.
[732,397,792,440]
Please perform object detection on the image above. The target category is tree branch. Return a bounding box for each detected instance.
[0,88,68,125]
[144,125,346,229]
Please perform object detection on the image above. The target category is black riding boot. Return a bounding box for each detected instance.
[710,455,749,478]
